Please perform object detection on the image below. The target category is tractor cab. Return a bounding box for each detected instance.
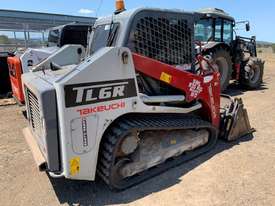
[194,8,264,91]
[195,8,234,44]
[89,8,197,96]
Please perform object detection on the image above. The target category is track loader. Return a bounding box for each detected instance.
[22,3,253,190]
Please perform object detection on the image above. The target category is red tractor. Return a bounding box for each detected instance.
[195,8,264,91]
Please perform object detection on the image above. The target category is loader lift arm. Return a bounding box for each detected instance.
[133,52,254,141]
[132,52,221,127]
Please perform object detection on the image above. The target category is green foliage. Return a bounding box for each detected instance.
[272,44,275,53]
[0,35,10,44]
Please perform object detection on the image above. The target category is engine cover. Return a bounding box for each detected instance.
[23,73,60,172]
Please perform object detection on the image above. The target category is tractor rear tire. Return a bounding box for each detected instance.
[211,48,233,91]
[240,57,264,89]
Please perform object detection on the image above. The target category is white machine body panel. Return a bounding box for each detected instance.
[23,46,196,181]
[19,46,59,73]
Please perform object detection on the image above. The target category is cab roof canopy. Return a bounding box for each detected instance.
[95,7,196,25]
[198,8,235,22]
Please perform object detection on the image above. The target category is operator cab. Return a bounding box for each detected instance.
[89,8,196,97]
[195,8,234,44]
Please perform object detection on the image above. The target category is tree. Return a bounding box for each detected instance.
[272,44,275,53]
[0,35,10,44]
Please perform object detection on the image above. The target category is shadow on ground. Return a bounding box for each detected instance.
[224,82,268,97]
[49,134,254,206]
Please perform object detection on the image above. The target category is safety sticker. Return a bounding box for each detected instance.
[160,72,172,84]
[70,157,80,176]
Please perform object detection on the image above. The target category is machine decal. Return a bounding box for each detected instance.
[69,157,80,176]
[160,72,172,84]
[71,115,98,154]
[188,79,203,98]
[82,118,88,147]
[77,101,126,116]
[65,79,137,108]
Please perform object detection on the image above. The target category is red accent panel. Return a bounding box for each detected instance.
[234,63,241,80]
[132,53,221,127]
[8,56,25,104]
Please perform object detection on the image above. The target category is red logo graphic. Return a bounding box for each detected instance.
[77,101,126,116]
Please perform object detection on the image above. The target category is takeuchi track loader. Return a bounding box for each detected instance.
[22,4,254,191]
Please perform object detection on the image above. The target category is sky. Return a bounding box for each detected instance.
[0,0,274,42]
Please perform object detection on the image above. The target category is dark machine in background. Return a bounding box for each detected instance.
[0,52,12,96]
[47,24,91,48]
[195,8,264,91]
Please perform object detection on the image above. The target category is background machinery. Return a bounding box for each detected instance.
[22,4,253,191]
[8,23,91,104]
[0,52,12,96]
[195,8,264,91]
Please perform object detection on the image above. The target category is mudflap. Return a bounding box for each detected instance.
[219,95,255,141]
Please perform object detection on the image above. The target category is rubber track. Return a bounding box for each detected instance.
[97,115,218,191]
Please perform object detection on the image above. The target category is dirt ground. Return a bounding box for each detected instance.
[0,48,275,206]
